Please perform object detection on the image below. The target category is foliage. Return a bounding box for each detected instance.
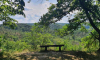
[1,40,31,52]
[0,0,25,29]
[27,24,53,50]
[39,0,100,51]
[81,29,99,52]
[0,23,95,53]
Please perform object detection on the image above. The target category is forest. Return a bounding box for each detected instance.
[0,23,95,52]
[1,0,100,60]
[0,23,99,60]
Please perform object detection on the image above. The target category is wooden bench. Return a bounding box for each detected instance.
[40,45,64,51]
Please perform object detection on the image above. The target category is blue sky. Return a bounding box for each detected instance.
[0,0,77,24]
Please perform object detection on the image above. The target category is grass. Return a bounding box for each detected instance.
[0,50,100,60]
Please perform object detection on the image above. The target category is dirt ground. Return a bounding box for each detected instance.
[1,51,100,60]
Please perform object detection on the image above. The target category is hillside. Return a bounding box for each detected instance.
[0,23,32,32]
[0,23,90,32]
[0,23,65,32]
[0,22,95,60]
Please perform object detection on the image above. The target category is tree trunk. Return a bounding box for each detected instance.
[97,36,100,52]
[79,0,100,52]
[85,10,100,52]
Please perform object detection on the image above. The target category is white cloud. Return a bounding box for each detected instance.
[25,1,50,17]
[11,1,51,23]
[0,21,3,24]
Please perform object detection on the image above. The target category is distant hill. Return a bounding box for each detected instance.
[0,23,90,32]
[25,23,68,30]
[25,23,68,26]
[0,23,32,32]
[55,23,68,26]
[0,23,65,32]
[26,23,34,26]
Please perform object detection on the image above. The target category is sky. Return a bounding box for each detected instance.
[0,0,77,24]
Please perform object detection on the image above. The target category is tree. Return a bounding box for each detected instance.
[26,23,53,49]
[39,0,100,51]
[0,0,25,29]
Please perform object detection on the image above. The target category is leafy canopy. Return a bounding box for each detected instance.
[39,0,100,36]
[0,0,25,29]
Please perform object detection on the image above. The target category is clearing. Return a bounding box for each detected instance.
[1,51,100,60]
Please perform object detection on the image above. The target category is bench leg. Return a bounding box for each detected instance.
[45,47,47,51]
[59,46,61,51]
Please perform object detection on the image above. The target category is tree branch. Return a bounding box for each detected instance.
[79,0,100,35]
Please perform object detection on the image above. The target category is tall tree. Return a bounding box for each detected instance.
[39,0,100,51]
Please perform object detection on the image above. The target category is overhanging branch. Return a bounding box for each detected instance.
[79,0,100,35]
